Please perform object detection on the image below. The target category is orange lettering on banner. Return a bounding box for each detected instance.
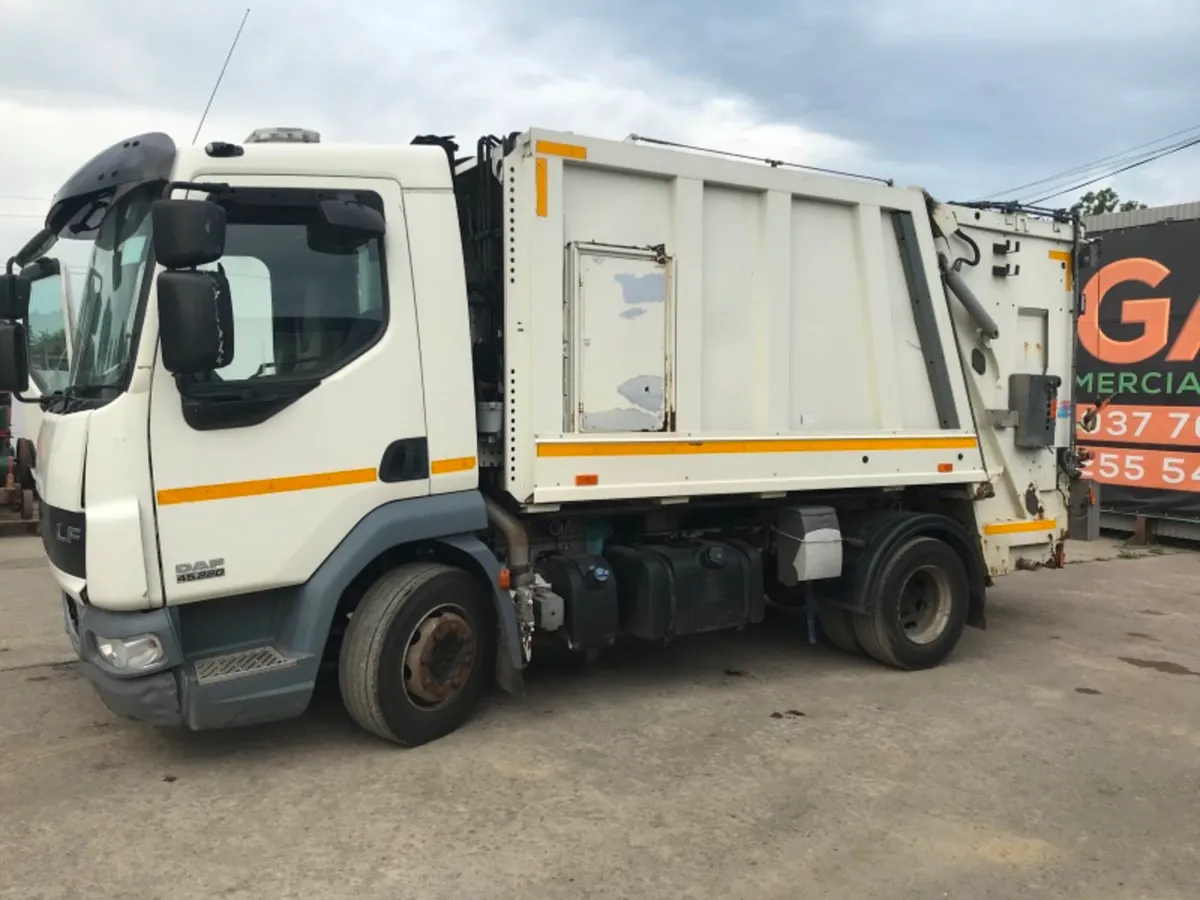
[1080,445,1200,493]
[1075,404,1200,448]
[1080,258,1171,364]
[1167,298,1200,362]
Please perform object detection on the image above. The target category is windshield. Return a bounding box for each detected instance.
[26,275,70,394]
[68,184,157,389]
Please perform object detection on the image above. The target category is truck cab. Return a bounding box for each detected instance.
[0,129,492,736]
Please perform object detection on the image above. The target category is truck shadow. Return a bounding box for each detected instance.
[139,612,871,761]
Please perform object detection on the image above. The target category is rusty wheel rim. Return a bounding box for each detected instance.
[896,565,953,645]
[403,605,476,709]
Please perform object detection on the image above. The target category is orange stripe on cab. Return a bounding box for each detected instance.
[156,468,378,506]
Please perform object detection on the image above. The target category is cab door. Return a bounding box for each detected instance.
[148,176,429,604]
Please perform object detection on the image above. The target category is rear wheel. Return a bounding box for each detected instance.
[817,599,863,656]
[339,562,495,746]
[851,536,969,670]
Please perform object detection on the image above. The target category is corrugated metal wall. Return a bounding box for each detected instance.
[1085,201,1200,232]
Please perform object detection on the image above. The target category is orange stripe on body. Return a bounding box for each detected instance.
[535,157,548,217]
[1049,250,1073,292]
[537,436,978,458]
[983,519,1057,535]
[535,140,587,159]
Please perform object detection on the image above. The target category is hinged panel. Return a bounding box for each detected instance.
[566,242,674,433]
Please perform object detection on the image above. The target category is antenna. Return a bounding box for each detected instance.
[191,8,251,146]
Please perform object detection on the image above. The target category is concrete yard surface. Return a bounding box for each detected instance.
[1,535,1198,899]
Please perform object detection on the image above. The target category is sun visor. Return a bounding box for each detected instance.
[45,132,176,240]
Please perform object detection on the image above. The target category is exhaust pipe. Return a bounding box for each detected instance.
[483,496,535,660]
[483,495,532,586]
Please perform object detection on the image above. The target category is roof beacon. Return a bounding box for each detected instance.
[244,127,320,144]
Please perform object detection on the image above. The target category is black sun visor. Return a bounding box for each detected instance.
[45,132,176,241]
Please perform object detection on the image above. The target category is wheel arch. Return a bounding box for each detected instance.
[832,510,987,629]
[292,492,524,695]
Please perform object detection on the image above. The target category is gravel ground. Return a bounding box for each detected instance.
[1,535,1198,900]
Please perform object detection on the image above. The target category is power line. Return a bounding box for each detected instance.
[1029,134,1200,205]
[0,195,50,203]
[988,121,1200,199]
[978,122,1200,201]
[0,213,44,220]
[192,8,251,146]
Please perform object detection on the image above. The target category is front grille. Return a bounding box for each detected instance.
[193,647,296,684]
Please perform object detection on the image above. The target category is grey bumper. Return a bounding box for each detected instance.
[64,593,184,725]
[63,594,315,730]
[80,663,184,726]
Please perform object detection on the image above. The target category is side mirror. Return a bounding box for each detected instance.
[0,273,30,320]
[152,199,226,269]
[157,270,235,375]
[0,322,30,393]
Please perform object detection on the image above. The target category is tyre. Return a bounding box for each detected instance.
[339,562,495,746]
[16,438,34,475]
[851,536,969,670]
[20,489,34,521]
[817,599,863,656]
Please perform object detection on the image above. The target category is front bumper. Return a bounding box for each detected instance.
[63,593,184,725]
[63,594,316,730]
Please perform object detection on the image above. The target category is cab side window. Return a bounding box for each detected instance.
[200,188,388,383]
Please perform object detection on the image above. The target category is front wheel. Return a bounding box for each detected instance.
[851,536,969,670]
[339,562,495,746]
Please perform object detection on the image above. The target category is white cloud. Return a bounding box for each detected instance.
[0,0,867,270]
[0,93,262,274]
[866,0,1190,43]
[3,0,1193,276]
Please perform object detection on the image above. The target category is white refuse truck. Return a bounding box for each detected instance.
[0,127,1085,746]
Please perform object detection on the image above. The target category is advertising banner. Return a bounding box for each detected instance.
[1075,218,1200,519]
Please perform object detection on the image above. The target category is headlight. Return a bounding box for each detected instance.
[95,634,165,671]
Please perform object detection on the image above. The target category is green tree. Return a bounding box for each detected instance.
[1070,187,1148,217]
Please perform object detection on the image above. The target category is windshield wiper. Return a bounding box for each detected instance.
[67,383,123,399]
[42,383,124,413]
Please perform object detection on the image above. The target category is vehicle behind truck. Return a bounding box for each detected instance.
[1,262,74,519]
[0,126,1085,746]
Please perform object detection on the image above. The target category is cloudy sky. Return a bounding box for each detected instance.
[1,0,1198,282]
